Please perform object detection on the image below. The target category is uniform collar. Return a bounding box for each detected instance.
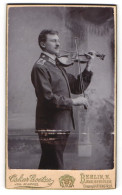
[42,51,56,61]
[40,52,56,66]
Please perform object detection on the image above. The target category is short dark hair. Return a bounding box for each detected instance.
[38,29,59,50]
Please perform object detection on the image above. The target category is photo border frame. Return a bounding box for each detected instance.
[5,4,117,190]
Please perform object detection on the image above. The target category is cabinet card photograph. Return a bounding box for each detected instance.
[6,4,117,189]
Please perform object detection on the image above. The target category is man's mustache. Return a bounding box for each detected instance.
[55,46,59,49]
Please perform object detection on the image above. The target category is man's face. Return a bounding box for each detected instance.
[42,34,60,55]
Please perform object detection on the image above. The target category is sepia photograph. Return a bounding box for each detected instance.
[6,4,116,189]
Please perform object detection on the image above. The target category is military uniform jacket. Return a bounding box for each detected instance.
[31,53,93,132]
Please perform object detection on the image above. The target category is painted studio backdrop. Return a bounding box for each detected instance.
[8,6,115,169]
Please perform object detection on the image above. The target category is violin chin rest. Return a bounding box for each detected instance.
[57,56,74,67]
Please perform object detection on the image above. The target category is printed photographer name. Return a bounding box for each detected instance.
[9,174,54,184]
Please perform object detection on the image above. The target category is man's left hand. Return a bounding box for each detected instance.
[85,50,96,71]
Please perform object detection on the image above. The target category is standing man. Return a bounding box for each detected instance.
[31,29,93,169]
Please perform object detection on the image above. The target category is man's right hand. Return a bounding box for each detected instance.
[72,96,89,108]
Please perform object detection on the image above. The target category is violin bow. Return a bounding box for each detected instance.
[74,37,87,109]
[74,38,85,95]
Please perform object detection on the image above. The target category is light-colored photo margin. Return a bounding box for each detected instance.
[5,4,117,190]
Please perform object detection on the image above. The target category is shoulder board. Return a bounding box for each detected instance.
[36,58,46,65]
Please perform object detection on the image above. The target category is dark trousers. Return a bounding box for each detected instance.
[38,132,69,170]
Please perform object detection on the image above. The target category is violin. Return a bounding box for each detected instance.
[56,37,105,67]
[57,50,105,67]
